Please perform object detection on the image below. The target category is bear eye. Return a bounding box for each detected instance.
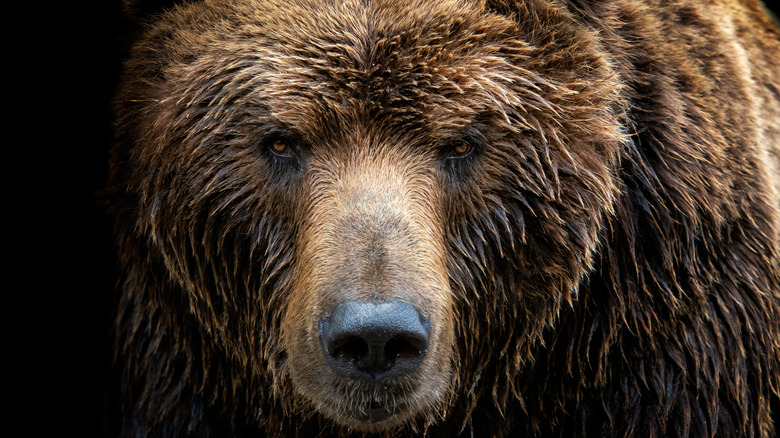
[444,140,474,161]
[260,131,306,172]
[451,142,471,157]
[440,127,484,174]
[269,139,292,157]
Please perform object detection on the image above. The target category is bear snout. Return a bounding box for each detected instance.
[318,300,431,381]
[281,155,454,430]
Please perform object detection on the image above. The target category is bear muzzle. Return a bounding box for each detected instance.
[282,154,453,429]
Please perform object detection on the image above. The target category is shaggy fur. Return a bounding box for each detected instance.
[106,0,780,436]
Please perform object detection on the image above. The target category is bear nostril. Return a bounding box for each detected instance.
[385,335,426,360]
[330,335,369,362]
[319,300,430,380]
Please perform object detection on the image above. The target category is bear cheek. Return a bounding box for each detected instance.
[280,158,455,427]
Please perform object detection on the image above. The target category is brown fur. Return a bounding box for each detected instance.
[106,0,780,436]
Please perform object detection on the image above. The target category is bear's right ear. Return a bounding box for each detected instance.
[121,0,195,20]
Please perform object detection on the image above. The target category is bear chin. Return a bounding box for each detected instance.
[290,374,451,432]
[314,395,423,432]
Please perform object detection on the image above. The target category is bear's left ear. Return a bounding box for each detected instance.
[120,0,196,20]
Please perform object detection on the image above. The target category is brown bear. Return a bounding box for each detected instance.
[105,0,780,436]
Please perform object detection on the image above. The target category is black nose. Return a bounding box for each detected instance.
[319,300,430,380]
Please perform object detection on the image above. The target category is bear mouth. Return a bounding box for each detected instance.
[356,400,404,422]
[316,382,414,427]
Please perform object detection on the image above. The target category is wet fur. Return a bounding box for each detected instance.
[106,0,780,436]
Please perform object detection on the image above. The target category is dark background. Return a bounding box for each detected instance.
[37,1,126,436]
[52,1,780,436]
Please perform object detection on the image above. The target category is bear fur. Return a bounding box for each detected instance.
[105,0,780,436]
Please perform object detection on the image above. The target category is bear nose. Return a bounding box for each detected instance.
[319,300,430,380]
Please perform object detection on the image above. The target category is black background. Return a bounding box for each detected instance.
[40,1,127,436]
[44,1,780,436]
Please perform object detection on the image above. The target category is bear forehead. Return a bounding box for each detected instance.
[157,0,533,140]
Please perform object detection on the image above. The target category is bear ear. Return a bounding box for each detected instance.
[120,0,194,20]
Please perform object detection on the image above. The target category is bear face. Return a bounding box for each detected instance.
[108,0,780,436]
[113,0,623,431]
